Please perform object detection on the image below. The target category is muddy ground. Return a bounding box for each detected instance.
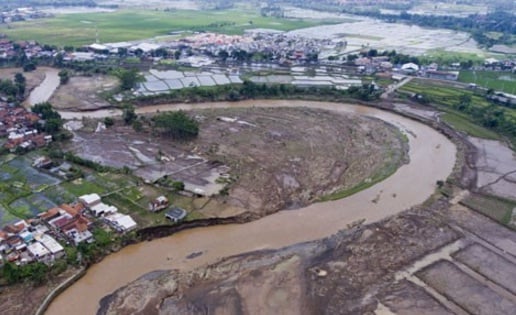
[49,75,118,111]
[66,107,407,215]
[469,137,516,201]
[98,200,516,315]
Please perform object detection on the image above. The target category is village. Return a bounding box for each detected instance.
[0,184,185,266]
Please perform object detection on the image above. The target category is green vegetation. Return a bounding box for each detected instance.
[441,111,501,140]
[32,102,63,135]
[58,69,70,85]
[2,261,49,285]
[0,9,336,47]
[419,50,485,66]
[113,68,143,91]
[459,71,516,95]
[152,111,199,139]
[461,193,516,228]
[399,79,516,145]
[133,80,381,107]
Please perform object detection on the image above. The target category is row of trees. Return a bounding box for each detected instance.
[132,80,380,107]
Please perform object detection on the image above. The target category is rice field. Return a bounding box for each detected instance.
[459,70,516,95]
[0,9,335,47]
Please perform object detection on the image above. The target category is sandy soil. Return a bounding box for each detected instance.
[49,75,118,111]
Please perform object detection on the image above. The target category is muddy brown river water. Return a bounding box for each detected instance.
[47,100,456,314]
[24,68,60,107]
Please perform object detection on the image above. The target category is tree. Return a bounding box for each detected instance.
[153,111,199,139]
[104,117,114,127]
[58,70,70,85]
[218,49,229,62]
[32,102,63,134]
[2,262,21,284]
[172,181,185,191]
[114,68,143,91]
[14,73,26,97]
[122,104,137,125]
[23,63,36,72]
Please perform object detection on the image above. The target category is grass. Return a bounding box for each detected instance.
[420,49,486,65]
[459,71,516,95]
[319,148,404,202]
[399,78,516,128]
[61,178,107,196]
[441,111,501,140]
[0,9,337,47]
[461,193,516,227]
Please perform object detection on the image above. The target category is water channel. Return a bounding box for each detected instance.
[24,67,60,107]
[46,100,457,314]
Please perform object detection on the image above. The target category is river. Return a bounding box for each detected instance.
[24,67,60,107]
[46,100,456,314]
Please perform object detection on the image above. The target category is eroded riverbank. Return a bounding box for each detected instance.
[45,100,457,315]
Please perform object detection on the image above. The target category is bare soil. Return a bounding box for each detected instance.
[66,107,407,215]
[49,75,118,111]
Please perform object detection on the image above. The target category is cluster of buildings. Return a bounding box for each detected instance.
[0,219,65,265]
[70,29,329,66]
[0,104,52,152]
[355,56,460,81]
[78,193,137,233]
[0,7,50,24]
[0,193,138,266]
[0,38,54,60]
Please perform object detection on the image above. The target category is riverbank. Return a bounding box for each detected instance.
[44,99,457,315]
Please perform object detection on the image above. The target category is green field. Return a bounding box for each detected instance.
[459,70,516,94]
[398,79,516,144]
[0,9,336,47]
[461,193,516,227]
[441,111,501,140]
[419,49,486,65]
[400,79,516,119]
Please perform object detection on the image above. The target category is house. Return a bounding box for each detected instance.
[425,70,459,81]
[19,231,34,243]
[79,193,102,208]
[59,203,85,216]
[105,213,137,232]
[27,241,50,262]
[39,207,61,221]
[61,216,93,245]
[401,63,419,74]
[33,156,53,169]
[165,207,187,223]
[149,196,169,212]
[90,202,117,217]
[37,234,64,259]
